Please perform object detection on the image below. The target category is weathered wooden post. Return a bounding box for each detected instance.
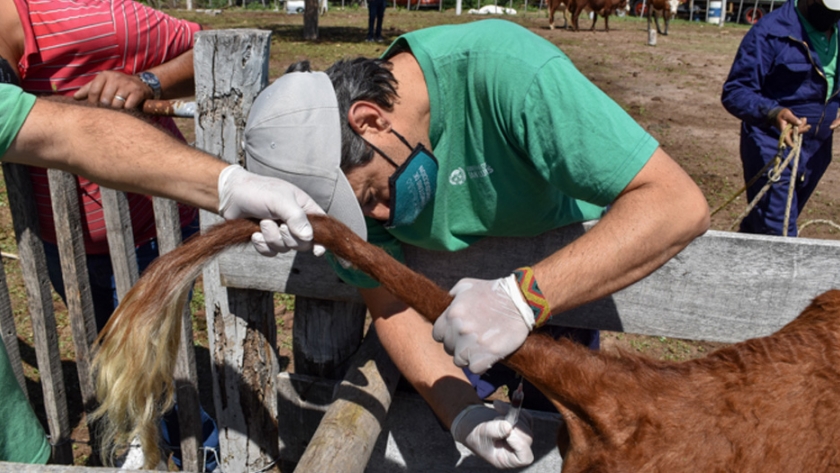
[193,29,276,472]
[293,328,400,473]
[47,170,101,458]
[101,188,137,300]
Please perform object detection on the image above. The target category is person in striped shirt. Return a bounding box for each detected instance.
[0,0,201,333]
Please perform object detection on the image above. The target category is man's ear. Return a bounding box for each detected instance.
[348,101,390,138]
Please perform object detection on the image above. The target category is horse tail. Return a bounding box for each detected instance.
[91,218,257,468]
[91,214,452,467]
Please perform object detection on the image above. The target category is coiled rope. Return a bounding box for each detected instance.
[711,126,840,237]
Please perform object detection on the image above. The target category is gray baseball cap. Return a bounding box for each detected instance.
[244,72,366,241]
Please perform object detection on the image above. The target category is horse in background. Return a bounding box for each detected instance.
[646,0,680,34]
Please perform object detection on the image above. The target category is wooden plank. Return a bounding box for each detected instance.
[0,252,26,397]
[193,28,273,472]
[403,226,840,343]
[218,223,840,344]
[100,187,137,301]
[218,247,362,303]
[47,169,101,458]
[46,171,96,386]
[0,463,158,472]
[153,197,202,472]
[293,328,400,473]
[2,163,73,464]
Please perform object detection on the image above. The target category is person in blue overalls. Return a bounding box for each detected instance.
[722,0,840,236]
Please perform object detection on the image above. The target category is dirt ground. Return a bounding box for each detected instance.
[7,8,840,466]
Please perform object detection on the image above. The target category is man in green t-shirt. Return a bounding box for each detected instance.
[243,19,709,468]
[0,83,326,463]
[0,341,50,464]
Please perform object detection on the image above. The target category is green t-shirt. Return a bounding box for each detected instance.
[332,19,659,287]
[0,84,37,157]
[0,84,47,460]
[0,341,50,464]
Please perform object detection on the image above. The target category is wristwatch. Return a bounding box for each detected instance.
[137,71,162,100]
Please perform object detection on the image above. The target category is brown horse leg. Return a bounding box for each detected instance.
[549,1,556,29]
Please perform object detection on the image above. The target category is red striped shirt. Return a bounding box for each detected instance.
[14,0,200,254]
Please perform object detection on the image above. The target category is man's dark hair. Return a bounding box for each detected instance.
[285,58,398,171]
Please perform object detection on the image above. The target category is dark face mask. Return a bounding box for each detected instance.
[365,129,439,228]
[806,0,840,30]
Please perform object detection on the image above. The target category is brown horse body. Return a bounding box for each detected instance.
[94,216,840,472]
[568,0,628,32]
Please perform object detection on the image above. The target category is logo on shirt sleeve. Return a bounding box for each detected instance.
[449,168,467,185]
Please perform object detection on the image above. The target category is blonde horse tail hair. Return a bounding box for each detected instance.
[91,218,258,468]
[89,214,453,468]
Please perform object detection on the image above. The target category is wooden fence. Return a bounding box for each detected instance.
[2,27,840,473]
[0,151,204,467]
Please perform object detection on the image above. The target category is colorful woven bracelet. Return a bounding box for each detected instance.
[513,266,552,328]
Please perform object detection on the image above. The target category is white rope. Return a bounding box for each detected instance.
[798,219,840,236]
[782,132,803,237]
[727,129,801,232]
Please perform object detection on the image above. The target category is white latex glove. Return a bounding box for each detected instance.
[433,274,534,374]
[218,164,326,257]
[450,401,535,469]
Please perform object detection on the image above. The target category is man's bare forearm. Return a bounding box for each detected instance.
[6,98,226,212]
[535,147,710,317]
[363,287,482,429]
[146,49,196,100]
